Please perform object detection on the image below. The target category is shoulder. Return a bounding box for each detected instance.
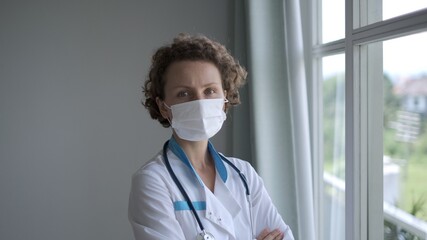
[220,154,259,178]
[220,154,267,192]
[131,150,169,188]
[133,150,166,174]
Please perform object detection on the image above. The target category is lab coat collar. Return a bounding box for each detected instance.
[168,137,228,187]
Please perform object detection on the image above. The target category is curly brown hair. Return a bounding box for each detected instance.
[142,33,247,127]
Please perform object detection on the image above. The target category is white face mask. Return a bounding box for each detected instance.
[164,98,227,141]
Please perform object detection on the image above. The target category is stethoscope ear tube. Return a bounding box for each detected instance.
[163,141,206,233]
[219,154,250,196]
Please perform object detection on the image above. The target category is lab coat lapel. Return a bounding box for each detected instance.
[214,175,241,218]
[203,176,242,238]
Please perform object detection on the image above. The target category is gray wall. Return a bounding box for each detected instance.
[0,1,234,239]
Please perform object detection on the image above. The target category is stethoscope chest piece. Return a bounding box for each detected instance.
[197,230,215,240]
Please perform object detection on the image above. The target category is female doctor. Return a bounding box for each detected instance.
[128,33,294,240]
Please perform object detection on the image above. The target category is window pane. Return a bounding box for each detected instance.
[383,32,427,239]
[322,0,345,43]
[384,0,427,21]
[322,54,345,240]
[367,0,427,25]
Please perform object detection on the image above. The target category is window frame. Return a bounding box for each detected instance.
[310,0,427,239]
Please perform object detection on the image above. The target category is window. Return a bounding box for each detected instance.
[320,54,346,240]
[311,0,427,239]
[382,32,427,239]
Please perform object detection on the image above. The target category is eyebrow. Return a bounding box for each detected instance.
[203,82,222,87]
[171,82,222,89]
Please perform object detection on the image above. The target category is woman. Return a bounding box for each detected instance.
[128,34,294,240]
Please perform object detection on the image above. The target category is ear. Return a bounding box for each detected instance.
[222,90,228,112]
[156,97,169,119]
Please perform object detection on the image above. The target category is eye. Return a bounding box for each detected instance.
[177,90,189,98]
[204,88,216,95]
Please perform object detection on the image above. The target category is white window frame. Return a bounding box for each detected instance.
[311,0,427,239]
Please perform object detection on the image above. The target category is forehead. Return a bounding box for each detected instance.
[164,60,222,88]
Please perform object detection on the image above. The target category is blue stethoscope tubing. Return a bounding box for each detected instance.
[162,140,254,239]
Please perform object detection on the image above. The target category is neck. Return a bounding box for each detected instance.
[173,134,211,170]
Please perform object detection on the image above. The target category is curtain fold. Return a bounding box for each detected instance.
[233,1,315,239]
[282,0,316,239]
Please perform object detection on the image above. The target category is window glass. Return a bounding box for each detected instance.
[384,0,427,20]
[382,32,427,239]
[322,54,345,240]
[368,0,427,26]
[322,0,345,43]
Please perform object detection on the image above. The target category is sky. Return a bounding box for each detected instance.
[383,0,427,78]
[383,32,427,79]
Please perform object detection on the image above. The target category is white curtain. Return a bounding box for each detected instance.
[231,1,315,239]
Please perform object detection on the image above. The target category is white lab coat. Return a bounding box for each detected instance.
[128,143,294,240]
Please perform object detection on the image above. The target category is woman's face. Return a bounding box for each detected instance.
[157,60,225,118]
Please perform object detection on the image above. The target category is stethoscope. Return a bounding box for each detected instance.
[162,140,254,240]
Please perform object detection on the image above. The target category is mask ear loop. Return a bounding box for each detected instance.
[223,98,229,113]
[156,97,173,127]
[163,102,173,127]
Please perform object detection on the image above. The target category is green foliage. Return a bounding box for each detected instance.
[410,193,426,217]
[409,121,427,163]
[383,128,408,159]
[383,74,401,125]
[403,162,427,221]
